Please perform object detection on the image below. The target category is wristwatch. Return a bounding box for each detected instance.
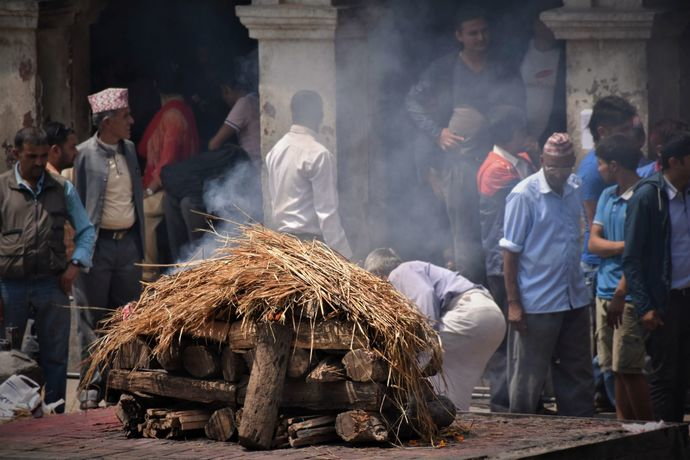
[71,259,82,268]
[145,188,154,197]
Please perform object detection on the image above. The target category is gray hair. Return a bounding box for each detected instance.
[364,248,402,278]
[92,109,119,129]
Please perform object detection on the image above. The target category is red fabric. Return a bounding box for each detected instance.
[138,100,200,189]
[477,151,534,197]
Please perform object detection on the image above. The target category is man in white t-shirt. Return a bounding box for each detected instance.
[265,90,352,258]
[520,18,562,144]
[208,75,260,165]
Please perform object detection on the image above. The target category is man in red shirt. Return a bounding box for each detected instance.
[138,71,199,279]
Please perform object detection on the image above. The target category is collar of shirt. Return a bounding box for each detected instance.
[14,163,45,196]
[96,135,120,155]
[536,168,578,197]
[493,145,520,168]
[619,185,635,201]
[664,175,680,200]
[289,124,318,137]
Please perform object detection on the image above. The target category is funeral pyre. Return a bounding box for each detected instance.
[84,225,454,449]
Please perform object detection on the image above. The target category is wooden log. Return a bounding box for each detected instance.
[114,394,144,438]
[237,323,293,450]
[182,344,221,379]
[205,407,237,441]
[220,346,245,383]
[141,408,211,439]
[288,426,339,448]
[287,415,336,437]
[385,395,456,440]
[287,348,314,379]
[108,369,237,405]
[229,320,368,350]
[306,356,346,383]
[113,338,155,370]
[335,410,388,443]
[341,349,389,383]
[157,339,185,372]
[237,380,386,411]
[240,349,254,370]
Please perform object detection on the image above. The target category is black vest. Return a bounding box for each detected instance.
[0,169,68,279]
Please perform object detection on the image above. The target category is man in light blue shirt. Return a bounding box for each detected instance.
[500,133,593,416]
[0,127,95,412]
[365,250,505,411]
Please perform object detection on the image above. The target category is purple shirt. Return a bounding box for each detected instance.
[388,261,477,327]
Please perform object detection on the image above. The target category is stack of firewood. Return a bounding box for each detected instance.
[108,318,455,449]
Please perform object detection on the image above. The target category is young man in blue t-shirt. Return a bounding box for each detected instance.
[588,134,653,421]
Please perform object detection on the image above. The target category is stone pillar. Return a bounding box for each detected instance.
[236,0,371,257]
[0,0,38,171]
[541,0,687,156]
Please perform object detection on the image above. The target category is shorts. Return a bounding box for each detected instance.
[595,297,647,374]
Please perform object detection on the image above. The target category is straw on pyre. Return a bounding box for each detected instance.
[84,225,452,449]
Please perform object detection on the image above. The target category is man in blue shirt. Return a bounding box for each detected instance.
[0,127,95,412]
[588,134,652,421]
[623,131,690,422]
[500,133,593,416]
[364,249,505,412]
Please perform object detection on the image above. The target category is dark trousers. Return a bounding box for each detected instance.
[484,275,509,412]
[74,230,142,395]
[440,156,485,284]
[646,289,690,422]
[0,277,69,410]
[163,194,207,262]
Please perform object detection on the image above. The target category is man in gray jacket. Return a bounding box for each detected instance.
[73,88,145,409]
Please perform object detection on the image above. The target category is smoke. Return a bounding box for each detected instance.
[170,159,261,267]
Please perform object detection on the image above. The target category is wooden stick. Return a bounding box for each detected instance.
[182,344,221,379]
[335,410,388,443]
[288,426,339,448]
[237,323,293,450]
[205,407,237,441]
[108,369,237,405]
[341,349,389,383]
[237,380,386,412]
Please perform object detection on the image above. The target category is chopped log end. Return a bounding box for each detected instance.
[306,356,346,383]
[336,410,388,443]
[158,339,185,372]
[205,407,237,441]
[341,349,389,382]
[113,338,155,370]
[182,344,221,379]
[286,348,313,379]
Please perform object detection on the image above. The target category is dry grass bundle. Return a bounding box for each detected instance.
[85,224,444,442]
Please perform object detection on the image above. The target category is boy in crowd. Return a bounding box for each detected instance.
[588,134,653,421]
[624,132,690,422]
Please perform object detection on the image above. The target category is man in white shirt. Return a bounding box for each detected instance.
[265,90,352,258]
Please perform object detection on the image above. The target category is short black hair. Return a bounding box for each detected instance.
[595,133,641,171]
[455,5,488,31]
[45,121,75,147]
[660,131,690,170]
[14,127,48,150]
[487,105,526,146]
[588,96,637,143]
[290,90,323,126]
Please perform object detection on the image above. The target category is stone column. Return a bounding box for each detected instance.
[236,0,371,257]
[542,0,686,157]
[0,0,38,171]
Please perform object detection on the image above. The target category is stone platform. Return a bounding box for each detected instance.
[0,408,687,459]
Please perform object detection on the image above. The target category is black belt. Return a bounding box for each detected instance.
[99,227,132,241]
[671,286,690,297]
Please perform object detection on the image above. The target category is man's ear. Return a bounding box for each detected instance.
[455,28,464,44]
[596,125,607,140]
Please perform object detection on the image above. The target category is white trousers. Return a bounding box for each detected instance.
[431,288,506,411]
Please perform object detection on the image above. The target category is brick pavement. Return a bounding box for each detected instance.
[0,407,688,459]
